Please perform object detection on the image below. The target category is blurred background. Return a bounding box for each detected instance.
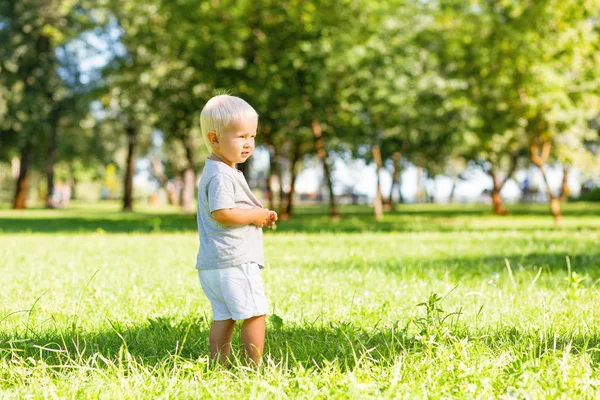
[1,0,599,222]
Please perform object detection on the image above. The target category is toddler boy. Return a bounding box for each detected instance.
[196,95,277,367]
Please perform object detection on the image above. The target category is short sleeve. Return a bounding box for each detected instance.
[207,174,237,213]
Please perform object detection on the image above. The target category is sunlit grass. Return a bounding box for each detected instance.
[1,203,599,398]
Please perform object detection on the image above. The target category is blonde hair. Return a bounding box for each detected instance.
[200,95,259,152]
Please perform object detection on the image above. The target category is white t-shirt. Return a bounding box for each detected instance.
[195,159,265,270]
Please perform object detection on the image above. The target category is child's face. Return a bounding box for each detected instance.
[211,118,258,167]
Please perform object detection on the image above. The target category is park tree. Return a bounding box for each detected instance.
[140,0,254,211]
[239,2,349,213]
[496,0,599,223]
[98,0,413,218]
[97,80,155,212]
[238,0,352,217]
[102,0,268,212]
[98,0,172,212]
[584,115,600,192]
[0,0,54,209]
[44,26,108,207]
[332,0,408,220]
[0,0,89,208]
[432,0,600,220]
[0,0,103,209]
[335,0,469,218]
[431,0,528,215]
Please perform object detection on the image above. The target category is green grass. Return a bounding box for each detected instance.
[1,202,600,398]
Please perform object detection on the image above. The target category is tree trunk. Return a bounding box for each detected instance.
[282,140,302,220]
[538,165,563,224]
[181,138,196,213]
[181,168,195,212]
[488,154,518,215]
[489,169,508,215]
[151,156,175,205]
[530,141,562,224]
[559,166,570,203]
[158,154,181,206]
[264,128,278,211]
[122,126,136,212]
[312,120,338,217]
[285,160,298,219]
[278,165,285,215]
[387,152,402,207]
[168,175,182,206]
[415,166,423,204]
[425,170,435,203]
[267,160,278,211]
[151,157,168,187]
[13,142,32,210]
[69,165,77,200]
[45,118,59,208]
[491,186,507,215]
[448,176,458,204]
[373,145,384,221]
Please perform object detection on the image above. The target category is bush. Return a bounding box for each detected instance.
[577,187,600,202]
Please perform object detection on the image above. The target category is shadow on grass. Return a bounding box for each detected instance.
[362,251,600,279]
[0,213,198,234]
[2,315,600,372]
[272,203,600,233]
[0,203,599,234]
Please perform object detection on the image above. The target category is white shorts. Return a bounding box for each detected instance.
[198,262,269,321]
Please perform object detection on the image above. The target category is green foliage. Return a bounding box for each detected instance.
[431,0,600,182]
[2,0,600,216]
[578,187,600,202]
[0,0,97,160]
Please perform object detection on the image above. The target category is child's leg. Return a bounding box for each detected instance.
[209,319,236,364]
[241,314,266,366]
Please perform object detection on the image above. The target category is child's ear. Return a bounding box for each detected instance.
[207,131,219,146]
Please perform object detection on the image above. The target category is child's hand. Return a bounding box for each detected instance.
[266,210,278,229]
[252,208,271,228]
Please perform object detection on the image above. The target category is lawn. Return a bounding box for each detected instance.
[1,202,599,398]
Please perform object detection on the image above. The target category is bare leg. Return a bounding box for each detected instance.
[241,315,266,367]
[209,319,236,365]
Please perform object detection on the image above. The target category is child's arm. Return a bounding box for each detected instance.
[211,207,271,227]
